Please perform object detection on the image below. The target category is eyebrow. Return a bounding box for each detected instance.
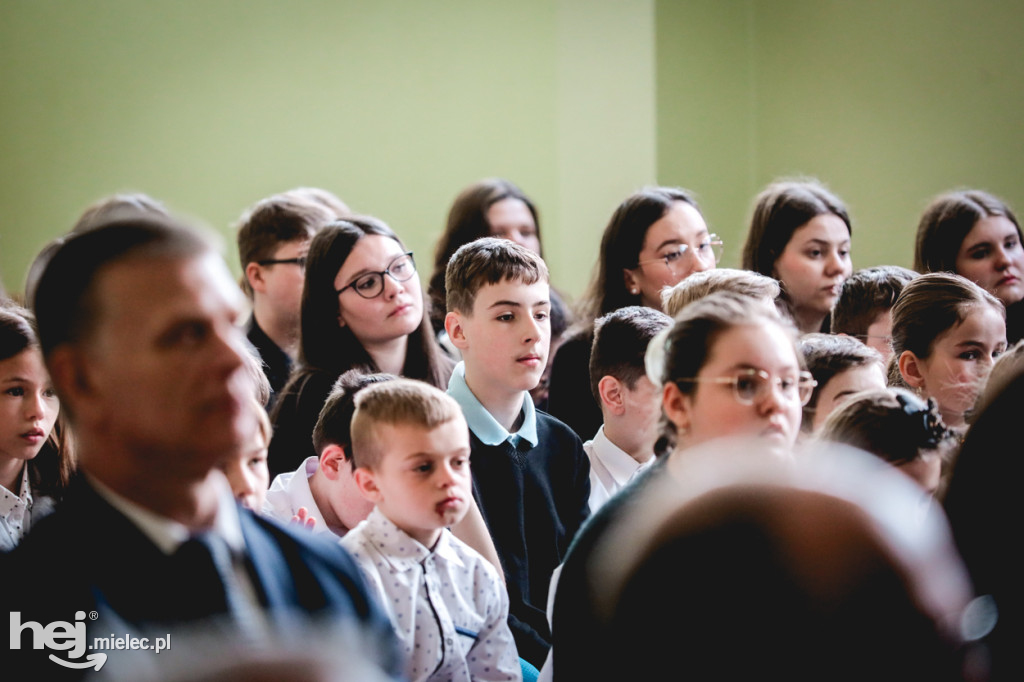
[652,231,709,252]
[487,299,550,309]
[803,238,850,246]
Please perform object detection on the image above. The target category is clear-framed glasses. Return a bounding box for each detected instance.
[257,256,307,268]
[675,368,817,406]
[634,234,724,272]
[335,251,416,299]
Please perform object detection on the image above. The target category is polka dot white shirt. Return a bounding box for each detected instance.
[342,507,521,681]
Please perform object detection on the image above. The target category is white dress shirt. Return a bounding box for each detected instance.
[342,508,521,682]
[583,425,654,514]
[262,456,336,537]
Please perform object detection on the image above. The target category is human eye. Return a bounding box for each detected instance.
[5,386,25,397]
[534,310,550,322]
[805,249,823,258]
[1006,236,1020,250]
[663,246,685,263]
[969,246,990,260]
[355,274,380,292]
[160,321,209,349]
[452,456,468,469]
[414,461,433,474]
[496,312,515,322]
[390,256,412,275]
[959,350,981,361]
[777,376,798,396]
[734,374,759,400]
[43,387,58,399]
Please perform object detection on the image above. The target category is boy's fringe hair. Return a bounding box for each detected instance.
[445,237,548,315]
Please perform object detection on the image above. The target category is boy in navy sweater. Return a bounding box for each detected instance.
[443,238,590,668]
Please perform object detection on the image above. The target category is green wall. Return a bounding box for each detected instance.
[0,0,655,299]
[3,1,1021,299]
[657,0,1024,271]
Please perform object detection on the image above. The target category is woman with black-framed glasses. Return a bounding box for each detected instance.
[268,216,454,478]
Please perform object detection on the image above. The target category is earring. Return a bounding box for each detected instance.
[631,288,639,295]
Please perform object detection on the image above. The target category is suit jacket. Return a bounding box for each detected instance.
[6,475,400,677]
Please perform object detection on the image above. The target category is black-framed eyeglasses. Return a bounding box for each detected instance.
[634,234,724,271]
[335,252,416,299]
[257,256,307,268]
[675,368,817,406]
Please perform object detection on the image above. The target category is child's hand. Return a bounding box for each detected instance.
[291,507,317,530]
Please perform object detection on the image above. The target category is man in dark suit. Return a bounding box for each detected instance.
[7,214,398,677]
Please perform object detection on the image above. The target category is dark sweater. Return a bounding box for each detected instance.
[246,315,292,409]
[551,455,668,681]
[468,411,591,668]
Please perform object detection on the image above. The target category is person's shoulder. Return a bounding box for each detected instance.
[534,410,585,449]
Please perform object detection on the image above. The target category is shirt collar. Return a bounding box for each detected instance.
[88,473,245,556]
[0,464,32,519]
[588,426,654,486]
[446,361,538,448]
[360,507,463,572]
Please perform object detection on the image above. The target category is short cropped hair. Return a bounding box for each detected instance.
[33,216,213,359]
[799,333,884,431]
[350,378,464,471]
[831,266,918,337]
[590,306,672,401]
[818,387,957,466]
[235,192,337,296]
[445,237,549,315]
[312,370,398,459]
[661,268,781,317]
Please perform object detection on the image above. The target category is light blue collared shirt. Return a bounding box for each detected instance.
[447,361,538,449]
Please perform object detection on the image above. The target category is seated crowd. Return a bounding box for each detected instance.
[2,178,1020,680]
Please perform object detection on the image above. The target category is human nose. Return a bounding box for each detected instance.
[435,461,458,487]
[755,377,787,414]
[381,271,405,299]
[23,390,46,421]
[824,250,845,276]
[993,246,1012,270]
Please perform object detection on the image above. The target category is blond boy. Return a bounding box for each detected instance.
[342,379,521,682]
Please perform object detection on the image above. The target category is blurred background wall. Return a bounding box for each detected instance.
[1,0,1021,301]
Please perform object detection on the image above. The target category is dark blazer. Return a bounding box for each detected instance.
[6,475,399,677]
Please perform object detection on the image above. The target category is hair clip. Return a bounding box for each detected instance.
[895,392,952,449]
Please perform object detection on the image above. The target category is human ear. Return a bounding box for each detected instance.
[898,350,926,389]
[661,381,692,434]
[597,375,626,416]
[352,468,383,503]
[319,445,349,481]
[244,262,267,294]
[622,268,640,297]
[47,346,94,416]
[445,311,469,351]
